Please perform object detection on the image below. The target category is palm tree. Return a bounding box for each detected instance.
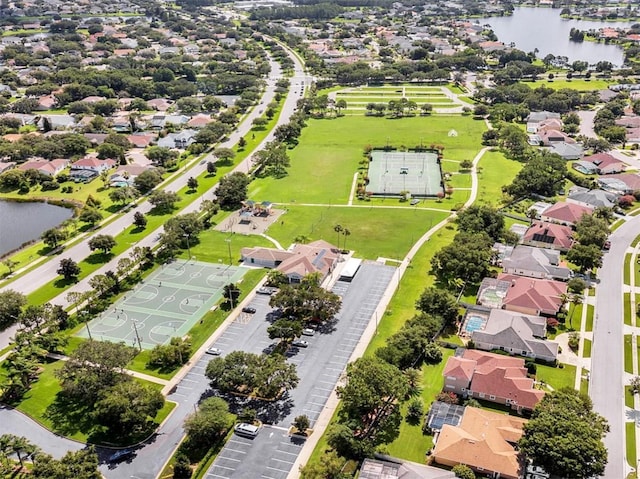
[334,224,343,247]
[342,228,351,251]
[9,436,37,469]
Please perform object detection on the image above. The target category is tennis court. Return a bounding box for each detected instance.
[78,259,248,350]
[367,150,444,198]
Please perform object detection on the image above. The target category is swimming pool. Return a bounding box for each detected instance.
[465,315,486,333]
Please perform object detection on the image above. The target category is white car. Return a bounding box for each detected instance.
[234,423,260,438]
[292,339,309,348]
[301,328,315,336]
[206,347,222,356]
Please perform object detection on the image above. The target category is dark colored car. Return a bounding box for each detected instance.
[242,307,256,314]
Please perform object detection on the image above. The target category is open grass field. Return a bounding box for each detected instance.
[266,205,450,260]
[249,115,486,205]
[475,149,523,206]
[385,347,455,462]
[520,78,612,90]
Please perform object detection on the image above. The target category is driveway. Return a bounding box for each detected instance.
[577,109,597,139]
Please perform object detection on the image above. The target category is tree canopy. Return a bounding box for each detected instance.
[519,388,608,479]
[269,274,342,323]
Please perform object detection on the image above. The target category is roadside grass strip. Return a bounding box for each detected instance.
[586,304,595,332]
[626,335,634,374]
[582,338,592,358]
[625,293,633,326]
[626,254,633,285]
[628,422,638,469]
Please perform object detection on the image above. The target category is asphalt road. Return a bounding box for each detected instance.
[591,216,640,478]
[204,262,397,479]
[0,42,310,351]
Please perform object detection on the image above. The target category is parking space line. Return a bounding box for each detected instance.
[212,464,234,471]
[266,465,291,473]
[224,447,247,454]
[207,474,229,479]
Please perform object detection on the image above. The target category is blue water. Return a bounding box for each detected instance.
[465,316,485,333]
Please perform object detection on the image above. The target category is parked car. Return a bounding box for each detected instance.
[108,449,134,463]
[242,307,256,314]
[206,347,222,356]
[292,339,309,348]
[257,287,278,295]
[234,423,260,438]
[301,328,315,336]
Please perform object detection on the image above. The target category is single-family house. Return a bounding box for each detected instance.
[157,129,196,149]
[471,309,559,362]
[443,349,545,411]
[527,201,554,219]
[550,141,583,160]
[70,157,116,173]
[538,129,574,146]
[588,152,625,174]
[127,134,155,148]
[187,113,214,128]
[36,94,57,111]
[432,406,527,479]
[522,221,573,251]
[18,158,69,177]
[567,186,616,209]
[37,115,76,131]
[84,133,108,145]
[496,273,568,317]
[501,245,572,281]
[147,98,174,111]
[540,201,593,227]
[599,174,640,195]
[0,161,16,173]
[241,240,340,284]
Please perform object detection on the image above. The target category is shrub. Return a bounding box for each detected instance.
[293,415,310,434]
[406,398,424,425]
[41,181,60,191]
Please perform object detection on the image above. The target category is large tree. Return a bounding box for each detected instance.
[456,205,505,242]
[183,397,234,449]
[331,357,408,458]
[32,448,101,479]
[215,172,249,210]
[0,290,26,328]
[57,258,81,281]
[148,190,180,213]
[567,244,603,272]
[56,340,136,404]
[134,169,163,194]
[93,381,164,436]
[519,388,608,479]
[254,141,291,178]
[430,232,493,285]
[269,275,342,323]
[415,287,459,325]
[88,234,116,255]
[41,227,68,249]
[575,214,609,249]
[504,150,566,198]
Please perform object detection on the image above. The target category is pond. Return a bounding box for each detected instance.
[477,7,637,66]
[0,200,73,257]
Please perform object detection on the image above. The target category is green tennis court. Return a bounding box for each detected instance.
[77,259,248,350]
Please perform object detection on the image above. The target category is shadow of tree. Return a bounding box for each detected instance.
[45,393,97,438]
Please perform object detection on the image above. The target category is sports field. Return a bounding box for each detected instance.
[368,150,443,197]
[78,260,248,349]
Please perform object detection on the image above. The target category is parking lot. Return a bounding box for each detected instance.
[204,262,397,478]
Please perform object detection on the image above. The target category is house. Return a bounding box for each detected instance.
[599,174,640,195]
[587,152,625,174]
[498,273,568,317]
[358,458,455,479]
[527,201,554,219]
[18,158,69,177]
[157,129,196,149]
[0,161,16,173]
[550,142,583,160]
[70,157,116,173]
[432,406,527,479]
[567,186,616,209]
[37,115,76,131]
[147,98,174,111]
[526,111,561,133]
[84,133,108,145]
[36,94,57,110]
[443,349,545,411]
[502,245,572,281]
[471,309,559,362]
[540,201,593,227]
[522,221,573,251]
[126,134,155,148]
[538,129,573,146]
[241,240,339,284]
[187,113,214,128]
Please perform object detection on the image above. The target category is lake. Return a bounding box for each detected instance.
[477,7,637,66]
[0,200,73,257]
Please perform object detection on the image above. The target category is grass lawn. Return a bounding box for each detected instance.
[626,293,633,326]
[178,229,274,264]
[626,335,634,374]
[520,78,612,90]
[586,304,595,332]
[632,234,640,248]
[16,359,176,445]
[266,205,450,260]
[582,338,592,358]
[567,303,583,331]
[628,422,637,469]
[626,385,635,409]
[249,115,487,205]
[475,150,523,206]
[536,363,576,391]
[626,254,633,285]
[386,348,455,462]
[635,266,640,289]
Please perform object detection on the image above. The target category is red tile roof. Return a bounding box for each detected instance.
[497,273,568,316]
[541,201,593,225]
[522,221,573,250]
